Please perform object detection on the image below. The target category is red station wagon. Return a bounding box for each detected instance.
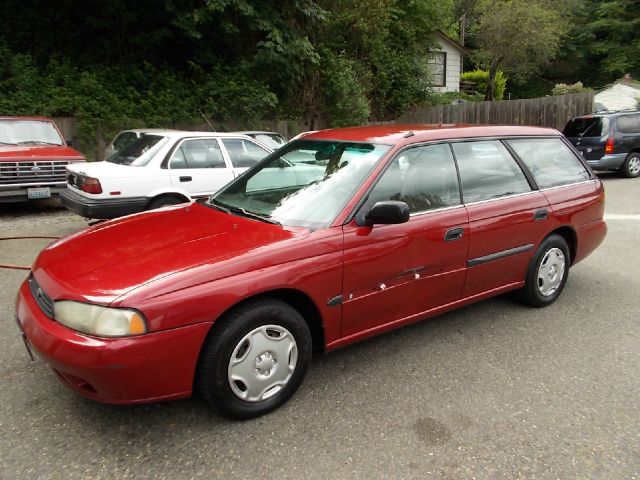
[15,125,607,418]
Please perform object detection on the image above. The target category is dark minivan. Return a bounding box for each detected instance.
[563,110,640,178]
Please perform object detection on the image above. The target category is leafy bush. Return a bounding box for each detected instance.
[551,81,589,95]
[460,69,507,100]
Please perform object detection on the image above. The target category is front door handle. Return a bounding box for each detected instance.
[444,226,464,241]
[534,208,548,220]
[179,176,192,182]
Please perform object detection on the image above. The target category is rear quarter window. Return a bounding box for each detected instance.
[615,114,640,134]
[452,140,531,203]
[507,138,590,188]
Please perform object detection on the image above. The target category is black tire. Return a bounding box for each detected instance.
[620,152,640,178]
[195,298,312,419]
[516,234,570,308]
[147,195,186,210]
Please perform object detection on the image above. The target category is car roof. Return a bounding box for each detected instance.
[142,130,269,139]
[581,109,640,117]
[120,128,181,134]
[0,116,56,122]
[232,131,284,136]
[302,124,560,144]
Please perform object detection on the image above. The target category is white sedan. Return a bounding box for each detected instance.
[60,131,272,219]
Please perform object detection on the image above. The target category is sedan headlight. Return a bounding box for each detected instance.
[53,301,147,337]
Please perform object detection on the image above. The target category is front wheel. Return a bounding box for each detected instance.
[517,234,570,308]
[621,152,640,178]
[195,299,312,419]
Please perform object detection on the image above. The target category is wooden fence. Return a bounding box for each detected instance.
[391,92,594,131]
[54,92,594,160]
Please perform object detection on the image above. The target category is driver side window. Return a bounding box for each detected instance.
[367,143,461,214]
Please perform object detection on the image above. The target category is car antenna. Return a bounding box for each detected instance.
[403,130,415,138]
[198,108,216,132]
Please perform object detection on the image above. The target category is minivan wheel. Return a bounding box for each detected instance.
[517,234,570,308]
[621,152,640,178]
[195,299,312,419]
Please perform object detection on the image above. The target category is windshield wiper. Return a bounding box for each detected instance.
[0,141,17,145]
[228,205,281,225]
[206,198,280,225]
[206,198,231,214]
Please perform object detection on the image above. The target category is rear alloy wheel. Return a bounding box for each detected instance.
[621,152,640,178]
[517,234,570,308]
[196,299,312,419]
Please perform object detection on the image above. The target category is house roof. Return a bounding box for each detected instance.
[435,31,471,55]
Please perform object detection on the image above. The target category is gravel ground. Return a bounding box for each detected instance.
[1,176,639,479]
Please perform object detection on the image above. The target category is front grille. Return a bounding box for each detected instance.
[0,160,70,185]
[28,275,55,319]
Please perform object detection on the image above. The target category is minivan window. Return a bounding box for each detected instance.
[507,138,590,188]
[452,140,531,203]
[616,114,640,134]
[367,143,461,214]
[563,117,609,138]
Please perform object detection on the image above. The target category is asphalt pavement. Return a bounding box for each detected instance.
[0,175,638,479]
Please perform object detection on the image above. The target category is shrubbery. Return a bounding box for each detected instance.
[460,69,507,101]
[551,81,589,95]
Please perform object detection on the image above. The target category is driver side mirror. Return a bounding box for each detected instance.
[359,201,410,226]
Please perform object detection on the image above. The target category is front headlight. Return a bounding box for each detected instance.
[53,301,147,337]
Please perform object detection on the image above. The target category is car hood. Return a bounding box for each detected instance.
[0,144,84,161]
[33,203,308,304]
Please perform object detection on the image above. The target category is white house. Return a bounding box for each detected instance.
[427,31,469,93]
[593,77,640,112]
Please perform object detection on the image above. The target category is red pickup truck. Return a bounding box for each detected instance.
[0,116,85,203]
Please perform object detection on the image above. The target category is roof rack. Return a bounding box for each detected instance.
[592,107,640,115]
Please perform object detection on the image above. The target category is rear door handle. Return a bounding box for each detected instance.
[179,176,192,182]
[444,226,464,241]
[534,208,548,220]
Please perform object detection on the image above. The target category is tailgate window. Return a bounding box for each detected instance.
[507,138,590,188]
[563,117,608,138]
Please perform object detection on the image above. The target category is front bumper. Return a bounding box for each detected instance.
[60,188,148,219]
[15,279,212,404]
[0,183,66,203]
[586,153,627,171]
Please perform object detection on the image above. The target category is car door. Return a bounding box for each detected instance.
[451,140,551,298]
[167,137,235,197]
[220,137,271,177]
[341,143,469,337]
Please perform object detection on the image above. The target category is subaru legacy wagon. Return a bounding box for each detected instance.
[15,125,607,419]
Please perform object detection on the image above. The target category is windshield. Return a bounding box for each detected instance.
[249,133,287,149]
[209,140,390,228]
[563,117,609,138]
[0,120,63,145]
[106,134,168,166]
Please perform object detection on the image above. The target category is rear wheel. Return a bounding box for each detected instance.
[196,299,312,419]
[621,152,640,178]
[517,234,570,308]
[147,195,186,210]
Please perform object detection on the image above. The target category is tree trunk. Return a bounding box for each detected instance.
[484,57,501,101]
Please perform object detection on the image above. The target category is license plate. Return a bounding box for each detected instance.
[27,187,51,199]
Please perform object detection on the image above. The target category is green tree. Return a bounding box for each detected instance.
[470,0,567,100]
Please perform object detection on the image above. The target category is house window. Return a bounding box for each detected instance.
[428,51,446,87]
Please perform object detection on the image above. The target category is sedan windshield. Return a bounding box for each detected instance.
[106,134,168,166]
[0,120,63,145]
[209,140,390,228]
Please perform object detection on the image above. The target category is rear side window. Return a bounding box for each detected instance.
[452,141,531,203]
[170,139,226,169]
[367,143,461,214]
[616,114,640,134]
[563,117,608,138]
[507,138,590,188]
